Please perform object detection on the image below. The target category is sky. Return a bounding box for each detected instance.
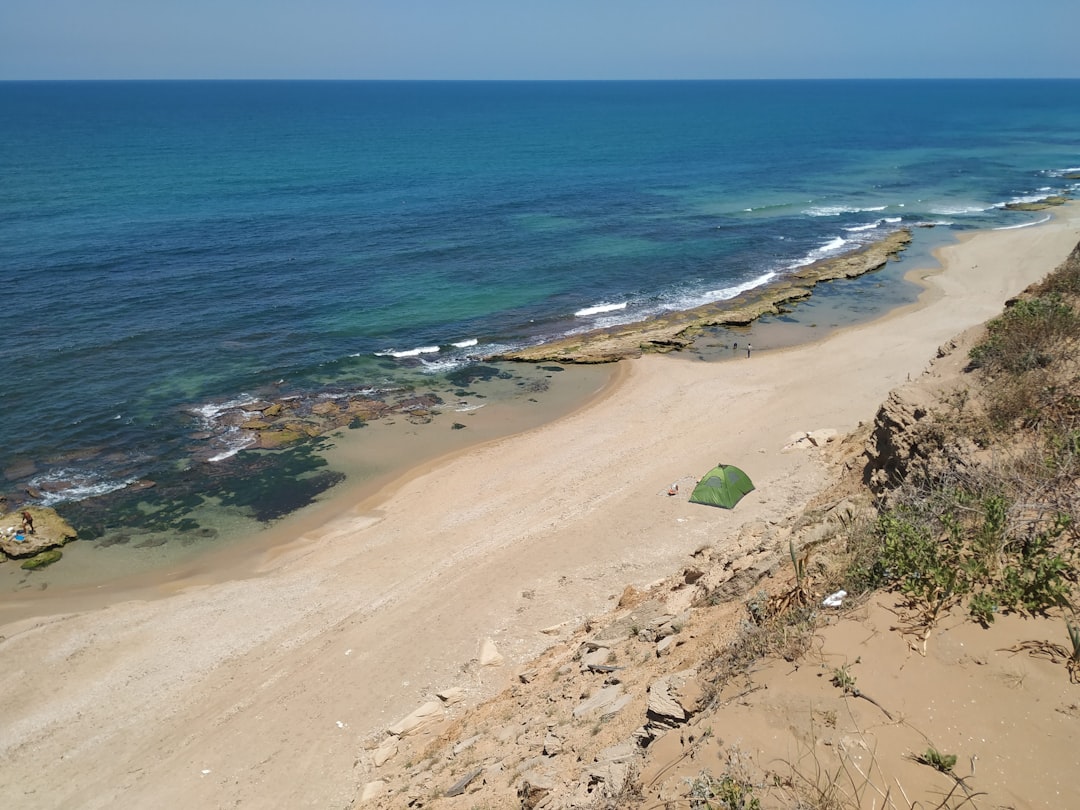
[2,0,1078,81]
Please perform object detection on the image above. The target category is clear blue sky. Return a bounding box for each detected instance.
[2,0,1077,80]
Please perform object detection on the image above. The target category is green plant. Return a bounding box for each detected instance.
[968,591,997,626]
[830,664,857,694]
[916,747,957,774]
[686,771,761,810]
[969,294,1080,374]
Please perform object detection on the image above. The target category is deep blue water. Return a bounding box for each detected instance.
[1,79,1078,510]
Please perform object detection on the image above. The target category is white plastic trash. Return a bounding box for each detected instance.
[822,589,847,608]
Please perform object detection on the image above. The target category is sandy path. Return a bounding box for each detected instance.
[2,207,1078,809]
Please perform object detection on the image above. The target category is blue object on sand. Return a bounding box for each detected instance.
[14,533,25,542]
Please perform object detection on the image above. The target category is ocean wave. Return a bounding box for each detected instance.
[993,214,1053,231]
[803,204,888,217]
[375,345,441,358]
[451,338,478,348]
[926,203,992,216]
[189,394,262,422]
[416,356,473,374]
[206,431,258,462]
[575,301,628,317]
[843,216,903,233]
[664,271,779,312]
[788,235,850,269]
[996,191,1059,207]
[29,469,139,505]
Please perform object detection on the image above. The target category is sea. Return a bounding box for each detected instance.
[1,79,1078,591]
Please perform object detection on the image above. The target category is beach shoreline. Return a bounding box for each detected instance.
[1,202,1079,809]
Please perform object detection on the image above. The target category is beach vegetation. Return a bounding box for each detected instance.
[914,747,957,774]
[685,771,761,810]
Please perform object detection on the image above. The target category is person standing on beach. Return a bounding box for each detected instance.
[746,343,752,358]
[21,510,34,534]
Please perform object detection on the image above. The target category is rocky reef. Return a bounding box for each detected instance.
[490,229,912,364]
[0,506,77,565]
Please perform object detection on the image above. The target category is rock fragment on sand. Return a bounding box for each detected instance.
[436,686,466,705]
[573,685,624,718]
[478,637,504,668]
[371,736,398,767]
[387,701,444,738]
[444,766,483,797]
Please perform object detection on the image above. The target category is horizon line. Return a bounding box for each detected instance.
[3,76,1079,83]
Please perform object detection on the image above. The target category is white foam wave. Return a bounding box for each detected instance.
[375,345,441,358]
[451,338,478,348]
[928,203,991,216]
[30,471,139,506]
[417,356,470,374]
[993,214,1052,231]
[206,431,258,463]
[190,395,261,421]
[575,301,628,317]
[788,236,850,269]
[997,191,1063,208]
[671,271,778,311]
[454,402,487,413]
[843,216,903,233]
[804,204,887,217]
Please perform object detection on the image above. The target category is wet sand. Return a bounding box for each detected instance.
[1,205,1078,810]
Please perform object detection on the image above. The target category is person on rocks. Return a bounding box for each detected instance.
[21,510,35,534]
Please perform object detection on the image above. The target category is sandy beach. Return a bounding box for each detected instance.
[2,206,1079,809]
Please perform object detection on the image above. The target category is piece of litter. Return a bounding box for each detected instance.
[345,649,352,656]
[336,721,345,728]
[822,589,847,608]
[201,769,211,775]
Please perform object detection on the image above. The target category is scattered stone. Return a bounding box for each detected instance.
[478,637,504,668]
[581,646,612,669]
[543,730,563,756]
[517,774,556,810]
[371,737,398,767]
[452,734,481,755]
[444,766,483,797]
[436,686,466,705]
[387,701,444,738]
[573,685,624,719]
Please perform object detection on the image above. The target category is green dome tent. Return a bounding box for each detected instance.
[688,463,755,509]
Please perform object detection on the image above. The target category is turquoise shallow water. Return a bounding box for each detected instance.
[0,79,1077,552]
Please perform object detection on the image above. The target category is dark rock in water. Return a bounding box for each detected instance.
[4,459,38,480]
[1005,195,1068,211]
[21,549,63,569]
[133,536,168,549]
[96,533,131,548]
[127,479,157,491]
[188,432,213,441]
[451,423,467,430]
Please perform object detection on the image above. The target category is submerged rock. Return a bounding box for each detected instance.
[21,549,63,569]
